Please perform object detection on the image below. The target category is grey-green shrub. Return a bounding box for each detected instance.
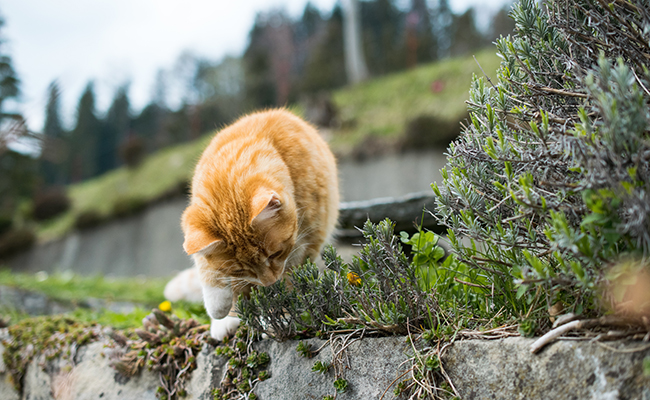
[237,220,445,340]
[433,0,650,326]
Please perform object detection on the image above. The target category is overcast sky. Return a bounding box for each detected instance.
[0,0,511,132]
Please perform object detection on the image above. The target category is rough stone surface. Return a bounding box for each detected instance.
[254,336,411,399]
[0,339,19,400]
[338,192,440,237]
[1,335,649,400]
[4,190,442,279]
[187,344,227,400]
[0,285,74,316]
[444,337,650,400]
[21,341,160,400]
[5,198,191,278]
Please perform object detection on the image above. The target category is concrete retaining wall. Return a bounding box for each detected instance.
[4,193,439,279]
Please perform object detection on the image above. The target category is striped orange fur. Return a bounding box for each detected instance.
[179,109,339,338]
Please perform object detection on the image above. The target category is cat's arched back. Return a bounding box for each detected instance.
[175,108,339,339]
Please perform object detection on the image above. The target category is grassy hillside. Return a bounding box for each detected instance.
[33,49,501,242]
[37,135,213,241]
[330,49,500,151]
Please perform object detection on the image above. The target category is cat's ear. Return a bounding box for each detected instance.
[250,189,282,225]
[182,205,223,255]
[184,230,223,255]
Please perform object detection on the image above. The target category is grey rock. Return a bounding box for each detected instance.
[0,329,161,400]
[254,336,411,400]
[0,285,74,316]
[338,192,440,237]
[187,344,227,400]
[17,340,160,400]
[0,331,19,400]
[443,337,650,400]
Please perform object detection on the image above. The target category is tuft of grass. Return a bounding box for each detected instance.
[0,269,168,305]
[66,307,152,330]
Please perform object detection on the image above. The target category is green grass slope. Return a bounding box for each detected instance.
[329,49,500,151]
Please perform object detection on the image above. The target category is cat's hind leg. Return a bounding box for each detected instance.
[163,267,203,303]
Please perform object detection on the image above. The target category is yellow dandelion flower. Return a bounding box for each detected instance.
[347,271,361,286]
[159,300,172,312]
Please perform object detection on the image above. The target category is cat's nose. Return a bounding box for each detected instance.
[259,275,277,287]
[259,270,280,286]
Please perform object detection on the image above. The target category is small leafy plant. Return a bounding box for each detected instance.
[238,219,481,399]
[312,360,331,374]
[296,341,313,358]
[212,325,270,400]
[110,308,209,399]
[333,377,349,393]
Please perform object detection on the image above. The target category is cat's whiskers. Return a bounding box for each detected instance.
[231,278,251,291]
[285,240,313,270]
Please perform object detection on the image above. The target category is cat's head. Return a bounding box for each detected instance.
[181,185,298,290]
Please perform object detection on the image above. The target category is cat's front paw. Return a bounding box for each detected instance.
[202,284,233,320]
[210,316,240,340]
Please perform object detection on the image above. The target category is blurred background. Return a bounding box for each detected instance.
[0,0,513,317]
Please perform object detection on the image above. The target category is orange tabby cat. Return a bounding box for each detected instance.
[175,109,339,339]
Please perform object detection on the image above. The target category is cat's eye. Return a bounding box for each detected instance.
[268,250,283,260]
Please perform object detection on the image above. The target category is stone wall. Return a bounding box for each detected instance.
[1,334,648,399]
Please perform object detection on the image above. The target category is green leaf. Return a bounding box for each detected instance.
[504,161,513,180]
[516,284,529,300]
[432,247,445,262]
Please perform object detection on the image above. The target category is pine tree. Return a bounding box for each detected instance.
[98,85,130,174]
[488,5,516,43]
[69,82,100,181]
[0,13,31,217]
[299,2,323,39]
[434,0,453,59]
[360,0,405,75]
[449,8,485,57]
[40,81,68,185]
[0,13,21,153]
[299,5,347,93]
[132,102,165,153]
[406,0,437,67]
[0,18,18,125]
[243,15,277,109]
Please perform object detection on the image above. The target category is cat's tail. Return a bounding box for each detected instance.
[163,266,203,303]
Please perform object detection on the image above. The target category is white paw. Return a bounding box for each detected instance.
[210,316,240,340]
[202,284,233,320]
